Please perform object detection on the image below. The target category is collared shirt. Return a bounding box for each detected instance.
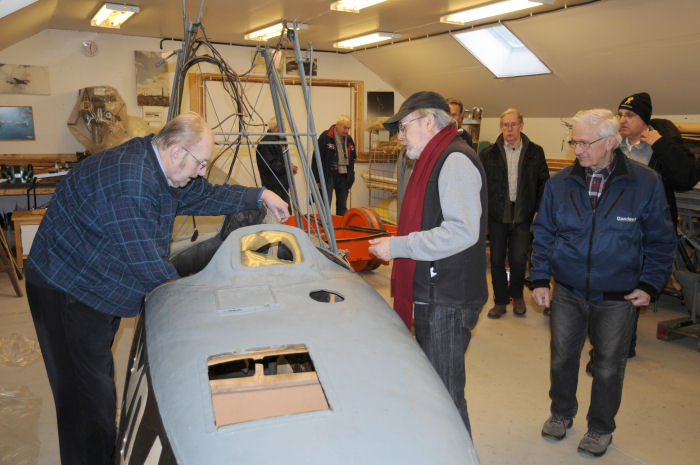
[504,139,522,202]
[620,124,654,166]
[152,141,168,178]
[585,156,616,208]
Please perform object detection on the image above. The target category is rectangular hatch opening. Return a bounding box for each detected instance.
[208,344,329,426]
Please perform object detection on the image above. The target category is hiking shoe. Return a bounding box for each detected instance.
[487,304,507,319]
[513,298,527,316]
[578,431,612,457]
[541,415,573,440]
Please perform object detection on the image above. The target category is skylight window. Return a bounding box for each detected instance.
[451,25,551,78]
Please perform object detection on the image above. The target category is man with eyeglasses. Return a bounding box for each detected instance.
[479,108,549,319]
[368,91,487,438]
[312,114,357,216]
[24,112,289,465]
[530,109,675,457]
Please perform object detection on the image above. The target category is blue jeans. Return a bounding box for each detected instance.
[549,283,636,434]
[488,222,531,304]
[414,303,482,435]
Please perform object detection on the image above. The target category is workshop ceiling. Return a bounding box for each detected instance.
[2,0,700,117]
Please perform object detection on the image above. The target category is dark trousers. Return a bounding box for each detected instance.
[549,283,636,434]
[26,279,121,465]
[327,172,350,216]
[488,221,531,304]
[414,302,482,435]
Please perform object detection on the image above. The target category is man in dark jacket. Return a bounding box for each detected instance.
[25,113,289,465]
[617,92,696,226]
[312,114,357,216]
[531,109,675,457]
[583,93,697,374]
[480,109,549,318]
[368,91,487,437]
[447,97,474,148]
[256,117,298,203]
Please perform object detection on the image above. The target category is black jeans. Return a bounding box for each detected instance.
[549,283,636,434]
[26,279,121,465]
[414,302,482,435]
[327,171,351,216]
[488,221,531,304]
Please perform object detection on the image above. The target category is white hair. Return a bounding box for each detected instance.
[572,109,622,148]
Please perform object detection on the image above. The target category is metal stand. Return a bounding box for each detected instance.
[657,190,700,351]
[0,229,22,297]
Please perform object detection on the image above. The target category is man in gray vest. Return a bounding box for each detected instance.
[369,91,487,436]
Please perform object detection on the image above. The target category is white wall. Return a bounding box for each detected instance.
[0,29,399,218]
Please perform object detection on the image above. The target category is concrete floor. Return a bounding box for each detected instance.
[1,258,699,465]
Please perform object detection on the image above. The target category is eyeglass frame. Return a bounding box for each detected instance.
[398,115,426,134]
[568,136,607,150]
[500,121,522,129]
[182,145,208,170]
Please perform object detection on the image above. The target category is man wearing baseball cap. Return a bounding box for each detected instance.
[369,91,487,437]
[585,93,696,377]
[617,92,695,225]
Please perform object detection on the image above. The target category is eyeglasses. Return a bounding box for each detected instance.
[500,122,521,129]
[568,137,606,150]
[398,115,425,134]
[182,146,208,170]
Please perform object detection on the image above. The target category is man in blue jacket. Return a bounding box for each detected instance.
[530,109,675,457]
[25,112,289,465]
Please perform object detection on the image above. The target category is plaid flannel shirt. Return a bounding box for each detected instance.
[26,135,262,316]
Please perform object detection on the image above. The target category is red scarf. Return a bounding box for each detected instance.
[391,125,458,328]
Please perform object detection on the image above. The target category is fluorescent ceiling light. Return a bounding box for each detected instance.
[452,25,551,78]
[330,0,387,13]
[91,3,139,29]
[441,0,546,25]
[0,0,39,20]
[334,32,399,49]
[245,21,308,41]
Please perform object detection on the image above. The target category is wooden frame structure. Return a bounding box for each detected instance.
[187,73,366,159]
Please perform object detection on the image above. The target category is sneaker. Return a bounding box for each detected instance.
[487,304,507,319]
[577,431,612,457]
[513,298,527,316]
[541,415,573,440]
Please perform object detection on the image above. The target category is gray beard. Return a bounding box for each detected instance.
[406,146,421,159]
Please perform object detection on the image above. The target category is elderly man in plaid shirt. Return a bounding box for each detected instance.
[24,112,288,465]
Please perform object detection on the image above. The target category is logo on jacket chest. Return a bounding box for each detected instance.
[616,216,637,223]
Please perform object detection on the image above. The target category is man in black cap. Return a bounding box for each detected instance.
[584,93,698,378]
[368,91,487,437]
[617,92,695,226]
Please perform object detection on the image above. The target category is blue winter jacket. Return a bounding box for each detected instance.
[530,150,676,300]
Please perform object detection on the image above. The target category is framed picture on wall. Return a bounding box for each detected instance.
[285,56,317,77]
[0,106,35,140]
[367,91,394,118]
